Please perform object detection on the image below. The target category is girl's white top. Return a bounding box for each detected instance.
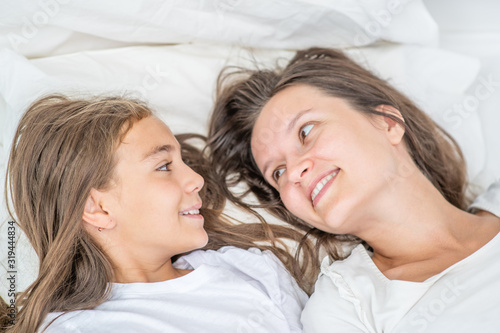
[302,181,500,333]
[41,247,307,333]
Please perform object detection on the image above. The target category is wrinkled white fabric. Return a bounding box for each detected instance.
[0,0,438,57]
[41,247,308,332]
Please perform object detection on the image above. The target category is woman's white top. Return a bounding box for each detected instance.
[41,247,307,333]
[302,181,500,333]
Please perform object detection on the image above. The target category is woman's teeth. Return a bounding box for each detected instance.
[311,171,338,202]
[180,209,200,215]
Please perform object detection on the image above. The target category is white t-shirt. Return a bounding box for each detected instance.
[301,182,500,333]
[41,247,308,333]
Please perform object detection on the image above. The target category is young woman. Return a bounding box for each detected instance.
[207,47,500,332]
[1,95,310,333]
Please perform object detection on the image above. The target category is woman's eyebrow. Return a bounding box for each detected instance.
[142,144,174,161]
[260,109,312,176]
[287,108,312,133]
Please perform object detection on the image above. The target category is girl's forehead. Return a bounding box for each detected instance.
[115,116,177,161]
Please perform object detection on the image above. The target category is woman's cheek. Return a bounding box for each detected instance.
[281,185,307,219]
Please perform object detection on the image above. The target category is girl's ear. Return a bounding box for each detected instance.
[374,105,405,146]
[82,188,116,232]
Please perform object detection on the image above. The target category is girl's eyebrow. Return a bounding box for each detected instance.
[142,144,174,161]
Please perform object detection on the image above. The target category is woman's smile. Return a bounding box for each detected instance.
[251,84,406,234]
[310,169,339,206]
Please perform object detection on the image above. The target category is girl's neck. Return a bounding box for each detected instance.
[113,264,192,284]
[106,250,192,283]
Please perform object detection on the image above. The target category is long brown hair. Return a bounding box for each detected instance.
[1,94,311,332]
[207,47,470,280]
[3,95,152,333]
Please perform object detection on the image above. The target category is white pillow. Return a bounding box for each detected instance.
[0,42,484,296]
[0,0,438,58]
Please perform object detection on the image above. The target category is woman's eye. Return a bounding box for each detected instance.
[157,162,172,172]
[299,123,314,141]
[273,167,285,182]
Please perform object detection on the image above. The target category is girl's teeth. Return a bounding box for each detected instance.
[180,209,200,215]
[311,171,338,202]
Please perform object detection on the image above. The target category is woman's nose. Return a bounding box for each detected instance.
[288,158,312,183]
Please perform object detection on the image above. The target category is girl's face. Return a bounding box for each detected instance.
[103,116,207,259]
[251,85,405,235]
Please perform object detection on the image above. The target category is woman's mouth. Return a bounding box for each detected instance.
[311,169,339,205]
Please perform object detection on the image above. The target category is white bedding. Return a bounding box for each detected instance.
[0,0,499,298]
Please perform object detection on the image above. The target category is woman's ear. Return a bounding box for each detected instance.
[82,188,116,232]
[374,105,405,145]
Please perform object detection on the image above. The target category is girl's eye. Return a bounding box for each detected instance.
[157,162,172,172]
[299,123,314,141]
[273,167,285,182]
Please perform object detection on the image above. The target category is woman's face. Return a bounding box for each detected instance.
[103,116,207,259]
[251,85,404,235]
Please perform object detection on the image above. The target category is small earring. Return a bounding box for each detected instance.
[98,227,102,232]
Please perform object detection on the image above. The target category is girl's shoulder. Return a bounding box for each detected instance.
[39,310,86,333]
[177,246,288,277]
[177,246,308,303]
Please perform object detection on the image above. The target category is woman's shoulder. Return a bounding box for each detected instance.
[469,180,500,217]
[320,243,374,276]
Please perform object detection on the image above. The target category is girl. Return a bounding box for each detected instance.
[207,47,500,332]
[1,95,309,332]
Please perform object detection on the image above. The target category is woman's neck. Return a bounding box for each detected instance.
[352,170,500,280]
